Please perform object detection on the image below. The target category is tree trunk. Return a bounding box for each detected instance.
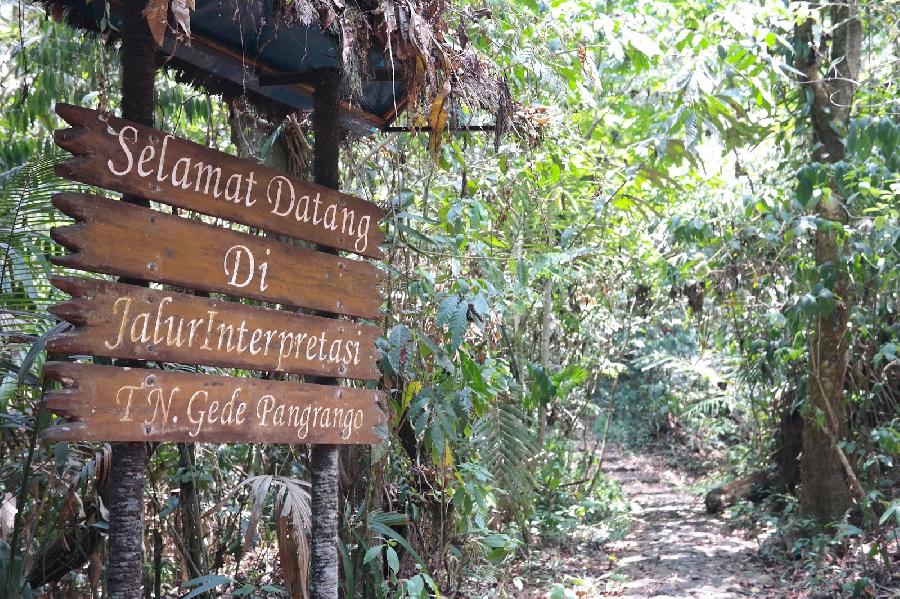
[773,391,803,493]
[177,443,206,582]
[106,1,157,597]
[309,449,339,598]
[308,68,341,599]
[535,277,552,451]
[793,1,861,522]
[227,104,313,598]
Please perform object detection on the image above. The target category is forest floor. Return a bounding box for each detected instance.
[590,445,779,597]
[497,445,782,598]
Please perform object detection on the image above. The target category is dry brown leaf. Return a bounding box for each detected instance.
[321,7,337,30]
[96,445,111,492]
[88,551,103,591]
[427,80,451,163]
[96,495,109,522]
[277,505,308,599]
[143,0,168,46]
[242,475,272,554]
[61,487,86,521]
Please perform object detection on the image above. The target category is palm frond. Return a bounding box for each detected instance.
[0,153,77,404]
[1,152,72,316]
[203,475,311,590]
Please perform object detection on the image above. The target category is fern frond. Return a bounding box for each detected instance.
[472,398,536,496]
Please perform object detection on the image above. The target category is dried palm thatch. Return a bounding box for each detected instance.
[38,0,514,143]
[274,0,513,142]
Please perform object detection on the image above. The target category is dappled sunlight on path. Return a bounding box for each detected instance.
[501,445,782,598]
[599,447,778,598]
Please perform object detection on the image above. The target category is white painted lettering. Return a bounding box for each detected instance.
[187,390,208,437]
[266,176,295,216]
[105,296,133,350]
[108,126,137,176]
[194,162,223,197]
[156,135,175,182]
[137,144,156,177]
[115,385,140,421]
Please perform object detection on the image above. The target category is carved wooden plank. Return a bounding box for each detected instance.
[50,193,384,320]
[40,362,385,444]
[47,277,381,380]
[53,103,386,258]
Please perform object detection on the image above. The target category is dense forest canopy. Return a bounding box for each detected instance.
[0,0,898,597]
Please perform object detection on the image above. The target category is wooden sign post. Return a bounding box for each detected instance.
[44,37,383,598]
[104,3,156,596]
[309,69,343,599]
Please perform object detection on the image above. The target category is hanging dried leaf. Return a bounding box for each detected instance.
[275,477,312,594]
[143,0,168,46]
[321,6,337,30]
[427,80,451,163]
[171,0,195,43]
[96,496,109,522]
[203,474,311,580]
[0,493,16,540]
[95,445,111,493]
[242,475,272,554]
[339,8,363,97]
[61,487,86,521]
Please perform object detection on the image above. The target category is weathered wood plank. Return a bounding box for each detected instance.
[50,192,384,320]
[40,362,385,444]
[53,103,386,258]
[47,277,381,380]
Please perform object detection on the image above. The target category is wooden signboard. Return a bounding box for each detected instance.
[54,103,386,258]
[51,192,384,319]
[41,362,384,444]
[47,277,382,380]
[46,103,386,446]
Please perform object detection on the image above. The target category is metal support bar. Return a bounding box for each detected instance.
[382,124,496,133]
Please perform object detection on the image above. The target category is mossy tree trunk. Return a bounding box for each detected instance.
[793,0,862,523]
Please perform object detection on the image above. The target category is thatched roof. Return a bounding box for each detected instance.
[41,0,512,139]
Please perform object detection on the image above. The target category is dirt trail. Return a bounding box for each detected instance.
[599,446,779,598]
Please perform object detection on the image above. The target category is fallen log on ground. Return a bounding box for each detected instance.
[704,471,771,514]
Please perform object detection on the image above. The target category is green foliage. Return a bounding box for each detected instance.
[472,398,535,498]
[1,0,898,595]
